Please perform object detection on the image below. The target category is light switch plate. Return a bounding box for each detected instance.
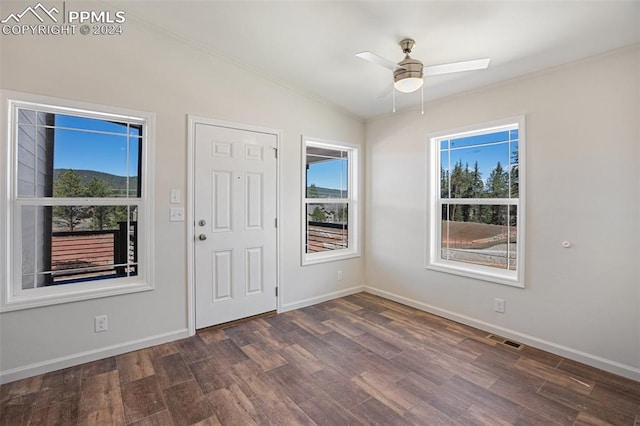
[170,207,185,222]
[170,189,181,204]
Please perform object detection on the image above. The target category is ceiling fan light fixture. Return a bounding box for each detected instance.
[394,54,424,93]
[394,76,423,93]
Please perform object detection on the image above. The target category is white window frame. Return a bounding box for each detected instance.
[1,91,155,312]
[301,137,360,265]
[426,116,526,288]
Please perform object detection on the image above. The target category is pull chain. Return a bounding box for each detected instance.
[392,87,396,113]
[392,84,424,114]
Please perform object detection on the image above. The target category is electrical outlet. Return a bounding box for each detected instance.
[494,298,505,314]
[95,315,108,332]
[170,207,185,222]
[337,270,343,281]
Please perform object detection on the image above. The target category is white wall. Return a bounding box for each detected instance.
[365,47,640,380]
[0,17,365,381]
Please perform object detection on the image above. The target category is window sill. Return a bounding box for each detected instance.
[302,250,360,266]
[426,262,524,288]
[1,280,153,312]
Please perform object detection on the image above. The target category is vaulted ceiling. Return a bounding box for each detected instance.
[126,1,640,120]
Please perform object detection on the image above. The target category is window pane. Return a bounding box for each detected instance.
[20,201,137,286]
[18,109,35,124]
[46,113,130,134]
[17,124,36,198]
[124,205,139,277]
[53,129,132,197]
[440,150,450,198]
[36,126,51,197]
[510,140,519,164]
[508,205,518,271]
[17,109,143,199]
[22,205,37,276]
[127,137,142,197]
[441,143,509,199]
[17,112,55,198]
[509,140,519,198]
[306,146,348,198]
[450,130,510,149]
[51,203,137,233]
[21,205,53,289]
[441,204,516,270]
[306,203,348,253]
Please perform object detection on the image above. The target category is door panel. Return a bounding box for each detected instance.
[245,172,263,230]
[212,250,232,302]
[213,171,232,232]
[245,247,263,294]
[195,123,277,329]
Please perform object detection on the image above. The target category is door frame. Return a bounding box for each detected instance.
[187,115,281,336]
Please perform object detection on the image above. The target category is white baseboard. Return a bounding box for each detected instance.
[280,285,365,313]
[0,328,189,385]
[364,287,640,382]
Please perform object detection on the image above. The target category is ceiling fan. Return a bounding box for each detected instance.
[356,38,490,110]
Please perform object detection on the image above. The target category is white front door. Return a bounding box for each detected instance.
[194,122,277,329]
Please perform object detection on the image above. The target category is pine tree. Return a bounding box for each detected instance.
[470,161,484,221]
[335,205,348,223]
[53,170,89,231]
[440,168,450,198]
[510,148,519,198]
[85,178,114,230]
[461,163,473,222]
[310,206,326,222]
[485,162,509,225]
[112,206,131,227]
[487,162,508,197]
[449,161,465,221]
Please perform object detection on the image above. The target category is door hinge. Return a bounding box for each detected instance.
[273,147,278,158]
[274,218,277,228]
[275,287,278,297]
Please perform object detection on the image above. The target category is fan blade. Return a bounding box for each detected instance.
[424,58,490,77]
[356,51,404,71]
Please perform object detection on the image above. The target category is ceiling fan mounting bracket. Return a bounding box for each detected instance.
[399,38,415,54]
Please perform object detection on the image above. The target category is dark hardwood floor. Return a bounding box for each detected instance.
[1,293,639,425]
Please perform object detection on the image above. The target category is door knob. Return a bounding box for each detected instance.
[198,234,207,241]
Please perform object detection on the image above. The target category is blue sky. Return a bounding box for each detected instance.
[307,158,347,190]
[53,115,140,177]
[441,129,518,181]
